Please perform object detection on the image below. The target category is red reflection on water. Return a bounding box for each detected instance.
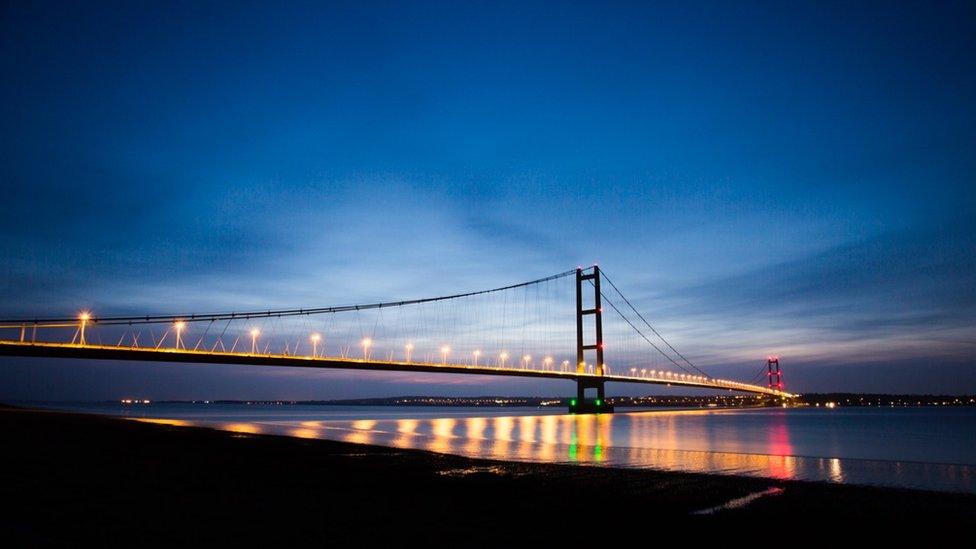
[766,411,796,479]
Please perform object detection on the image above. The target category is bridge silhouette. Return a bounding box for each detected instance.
[0,266,794,412]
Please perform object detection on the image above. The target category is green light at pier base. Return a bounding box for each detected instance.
[570,399,577,406]
[595,399,602,406]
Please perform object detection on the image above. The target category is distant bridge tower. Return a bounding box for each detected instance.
[570,265,613,413]
[767,356,783,391]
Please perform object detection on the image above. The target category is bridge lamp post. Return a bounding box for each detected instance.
[499,352,508,368]
[641,368,647,377]
[404,343,414,363]
[174,321,186,350]
[440,345,450,365]
[310,333,321,357]
[473,349,481,366]
[522,355,531,370]
[250,329,260,354]
[361,338,372,361]
[562,360,569,372]
[78,311,91,346]
[630,367,637,376]
[544,356,553,371]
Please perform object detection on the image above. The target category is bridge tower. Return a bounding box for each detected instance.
[569,265,613,414]
[767,357,783,391]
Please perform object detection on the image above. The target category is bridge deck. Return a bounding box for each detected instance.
[0,340,794,398]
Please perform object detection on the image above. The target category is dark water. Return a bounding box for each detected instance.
[35,402,976,494]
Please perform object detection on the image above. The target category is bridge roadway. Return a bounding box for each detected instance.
[0,340,794,398]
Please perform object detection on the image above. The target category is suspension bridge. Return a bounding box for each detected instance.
[0,266,794,412]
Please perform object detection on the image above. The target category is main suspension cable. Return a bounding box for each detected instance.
[598,269,711,379]
[597,288,698,377]
[2,268,583,326]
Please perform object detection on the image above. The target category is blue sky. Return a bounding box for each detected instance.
[1,1,974,399]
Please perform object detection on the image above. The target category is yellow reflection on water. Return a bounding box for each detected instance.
[574,414,594,449]
[340,417,379,445]
[537,415,559,462]
[464,417,488,455]
[289,427,319,439]
[493,416,514,441]
[393,418,419,447]
[352,419,376,431]
[136,418,194,427]
[491,416,515,458]
[539,415,558,444]
[397,418,419,434]
[518,416,537,443]
[516,440,537,460]
[342,429,373,445]
[428,418,456,453]
[466,417,487,439]
[432,418,455,438]
[558,414,575,445]
[223,422,261,434]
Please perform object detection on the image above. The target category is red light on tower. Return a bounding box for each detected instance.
[767,357,783,391]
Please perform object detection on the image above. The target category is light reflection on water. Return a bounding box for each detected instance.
[130,407,976,494]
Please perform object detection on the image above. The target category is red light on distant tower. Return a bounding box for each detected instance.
[767,357,783,392]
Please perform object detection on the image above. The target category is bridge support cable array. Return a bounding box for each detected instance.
[0,266,795,408]
[599,269,711,379]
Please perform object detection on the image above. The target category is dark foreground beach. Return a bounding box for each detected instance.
[1,406,973,544]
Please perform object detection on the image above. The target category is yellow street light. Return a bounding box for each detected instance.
[78,311,91,346]
[499,351,509,368]
[174,321,186,350]
[361,338,372,360]
[522,355,531,370]
[473,349,481,366]
[543,356,553,370]
[310,333,321,357]
[250,328,260,354]
[440,345,450,365]
[404,342,414,363]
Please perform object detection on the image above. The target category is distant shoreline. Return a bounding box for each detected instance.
[17,391,976,408]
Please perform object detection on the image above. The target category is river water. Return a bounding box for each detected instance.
[36,403,976,494]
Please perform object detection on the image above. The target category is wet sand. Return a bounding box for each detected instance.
[1,405,973,544]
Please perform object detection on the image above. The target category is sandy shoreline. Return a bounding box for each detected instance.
[1,405,973,543]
